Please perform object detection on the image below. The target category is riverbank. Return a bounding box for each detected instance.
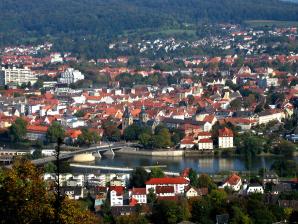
[116,147,184,157]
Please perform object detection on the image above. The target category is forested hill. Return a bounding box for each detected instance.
[1,0,298,56]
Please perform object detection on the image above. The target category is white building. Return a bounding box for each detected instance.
[110,186,124,207]
[219,173,242,191]
[0,67,37,86]
[218,127,234,148]
[50,53,63,63]
[130,188,147,204]
[145,177,189,194]
[258,109,285,125]
[245,184,264,194]
[58,68,84,84]
[198,138,214,150]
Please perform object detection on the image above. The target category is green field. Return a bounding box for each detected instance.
[245,20,298,27]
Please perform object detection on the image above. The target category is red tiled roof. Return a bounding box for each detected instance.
[109,186,124,196]
[146,177,189,185]
[197,131,212,136]
[199,138,213,143]
[181,168,190,177]
[156,186,175,194]
[218,127,233,137]
[132,187,146,195]
[27,125,48,133]
[225,173,241,186]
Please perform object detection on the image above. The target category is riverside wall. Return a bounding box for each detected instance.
[116,147,184,157]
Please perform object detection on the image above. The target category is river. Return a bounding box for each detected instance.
[70,154,298,174]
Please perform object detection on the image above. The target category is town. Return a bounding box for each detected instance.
[0,23,297,223]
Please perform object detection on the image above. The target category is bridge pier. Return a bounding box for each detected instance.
[97,150,102,158]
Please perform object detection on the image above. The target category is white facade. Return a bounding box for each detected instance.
[0,67,37,86]
[132,194,147,204]
[220,178,242,191]
[146,183,188,194]
[110,190,123,207]
[185,187,199,198]
[258,112,285,124]
[219,136,233,148]
[246,185,264,194]
[59,68,84,84]
[198,140,214,150]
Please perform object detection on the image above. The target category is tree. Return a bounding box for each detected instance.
[130,167,149,188]
[188,168,199,187]
[44,161,57,173]
[150,167,165,178]
[102,119,121,142]
[230,206,252,224]
[46,122,65,143]
[271,160,298,177]
[273,140,296,157]
[147,188,157,204]
[138,133,152,148]
[152,200,184,224]
[198,174,216,191]
[74,110,85,117]
[0,158,99,224]
[32,148,42,159]
[247,196,276,224]
[124,124,151,142]
[190,198,213,224]
[230,98,243,110]
[77,128,100,146]
[153,128,173,148]
[9,118,27,142]
[115,215,148,224]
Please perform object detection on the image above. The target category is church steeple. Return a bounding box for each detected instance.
[139,105,149,123]
[122,106,133,130]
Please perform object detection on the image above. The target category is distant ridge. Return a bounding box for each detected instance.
[0,0,297,55]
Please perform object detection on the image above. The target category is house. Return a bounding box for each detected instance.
[60,186,84,200]
[272,183,292,195]
[146,177,189,195]
[218,127,234,148]
[111,206,137,217]
[180,136,195,149]
[198,138,214,150]
[219,173,242,191]
[185,187,208,199]
[258,109,285,125]
[196,132,212,141]
[262,171,279,185]
[110,186,124,207]
[278,200,298,210]
[26,125,48,141]
[245,184,264,194]
[130,187,147,204]
[110,178,125,187]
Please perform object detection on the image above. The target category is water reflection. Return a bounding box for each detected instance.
[81,154,298,174]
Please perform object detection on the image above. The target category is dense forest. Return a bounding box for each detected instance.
[1,0,298,57]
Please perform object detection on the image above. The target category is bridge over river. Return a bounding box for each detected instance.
[3,143,131,168]
[31,143,130,166]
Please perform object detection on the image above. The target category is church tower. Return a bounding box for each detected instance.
[139,105,149,123]
[122,106,133,130]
